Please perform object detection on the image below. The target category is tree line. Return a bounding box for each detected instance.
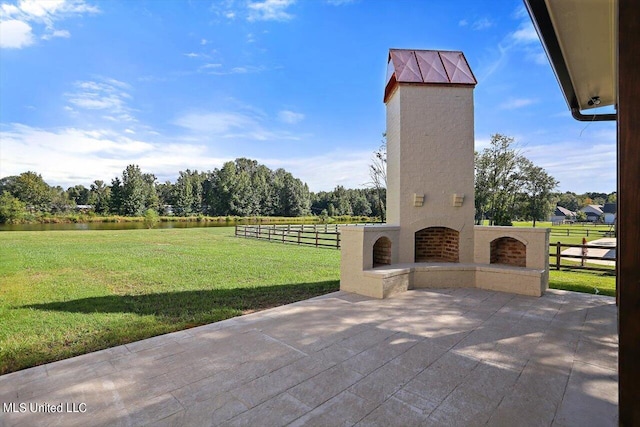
[474,134,615,226]
[0,158,383,224]
[0,133,615,225]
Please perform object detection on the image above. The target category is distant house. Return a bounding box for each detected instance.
[602,203,616,224]
[74,204,93,212]
[550,206,576,224]
[580,204,604,222]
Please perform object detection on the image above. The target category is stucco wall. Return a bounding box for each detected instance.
[386,84,476,264]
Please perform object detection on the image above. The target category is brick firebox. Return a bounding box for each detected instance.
[490,237,526,267]
[415,227,459,263]
[373,237,392,267]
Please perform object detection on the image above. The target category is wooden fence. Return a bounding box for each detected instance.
[235,224,341,249]
[549,242,615,273]
[550,227,615,238]
[236,224,616,273]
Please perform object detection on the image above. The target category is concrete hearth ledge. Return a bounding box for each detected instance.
[354,263,547,299]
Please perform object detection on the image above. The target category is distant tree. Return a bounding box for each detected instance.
[142,173,160,212]
[368,136,387,221]
[606,192,617,204]
[273,168,310,216]
[49,186,73,213]
[120,165,146,216]
[475,134,559,226]
[0,176,18,195]
[156,181,174,209]
[89,180,111,214]
[0,191,26,224]
[12,172,52,212]
[475,134,522,225]
[67,185,90,205]
[109,177,124,215]
[518,158,559,226]
[555,191,580,212]
[575,211,588,222]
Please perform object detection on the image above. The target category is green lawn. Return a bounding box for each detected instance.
[0,226,615,375]
[0,227,340,374]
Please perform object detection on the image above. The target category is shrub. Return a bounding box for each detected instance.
[143,209,159,229]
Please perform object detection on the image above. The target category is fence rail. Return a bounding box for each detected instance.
[235,224,341,249]
[550,228,615,238]
[549,241,615,273]
[236,225,616,274]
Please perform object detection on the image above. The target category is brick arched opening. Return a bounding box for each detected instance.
[373,237,392,267]
[490,237,526,267]
[415,227,459,262]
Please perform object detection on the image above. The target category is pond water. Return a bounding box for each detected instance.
[0,221,235,232]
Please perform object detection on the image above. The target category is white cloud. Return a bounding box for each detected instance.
[0,123,228,187]
[41,28,70,39]
[278,110,304,124]
[499,98,537,110]
[65,77,136,123]
[476,12,545,81]
[458,19,468,27]
[510,21,539,44]
[472,18,493,31]
[247,0,295,22]
[0,0,99,48]
[262,149,373,192]
[0,18,33,48]
[173,110,300,141]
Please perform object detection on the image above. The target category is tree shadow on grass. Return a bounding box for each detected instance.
[21,281,340,323]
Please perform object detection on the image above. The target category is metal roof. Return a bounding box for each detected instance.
[384,49,477,103]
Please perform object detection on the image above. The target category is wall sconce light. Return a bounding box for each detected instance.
[452,194,464,207]
[588,96,601,106]
[413,194,425,207]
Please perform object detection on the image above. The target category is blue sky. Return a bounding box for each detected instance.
[0,0,615,194]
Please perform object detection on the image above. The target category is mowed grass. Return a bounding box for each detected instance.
[0,227,340,374]
[0,225,616,374]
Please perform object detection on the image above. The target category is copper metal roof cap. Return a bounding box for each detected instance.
[384,49,477,103]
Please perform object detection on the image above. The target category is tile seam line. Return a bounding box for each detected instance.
[274,330,426,426]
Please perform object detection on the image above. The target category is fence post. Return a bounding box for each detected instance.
[268,227,271,241]
[298,230,301,245]
[556,242,561,270]
[587,229,589,237]
[567,229,570,236]
[336,230,340,249]
[315,231,319,248]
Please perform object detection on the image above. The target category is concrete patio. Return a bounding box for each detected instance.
[0,288,617,426]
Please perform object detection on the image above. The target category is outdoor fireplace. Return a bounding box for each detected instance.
[415,227,459,263]
[339,48,549,299]
[490,237,526,267]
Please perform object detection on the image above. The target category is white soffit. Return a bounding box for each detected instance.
[545,0,617,110]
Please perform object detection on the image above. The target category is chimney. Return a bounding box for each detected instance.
[384,49,477,264]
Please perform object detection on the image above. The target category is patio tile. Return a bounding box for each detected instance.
[349,362,417,404]
[289,390,378,427]
[554,362,618,426]
[288,364,364,408]
[0,289,618,427]
[220,393,311,427]
[356,396,431,426]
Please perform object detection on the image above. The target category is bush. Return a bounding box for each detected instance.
[0,192,26,224]
[143,209,159,229]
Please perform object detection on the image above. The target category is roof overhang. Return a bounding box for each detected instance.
[524,0,617,121]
